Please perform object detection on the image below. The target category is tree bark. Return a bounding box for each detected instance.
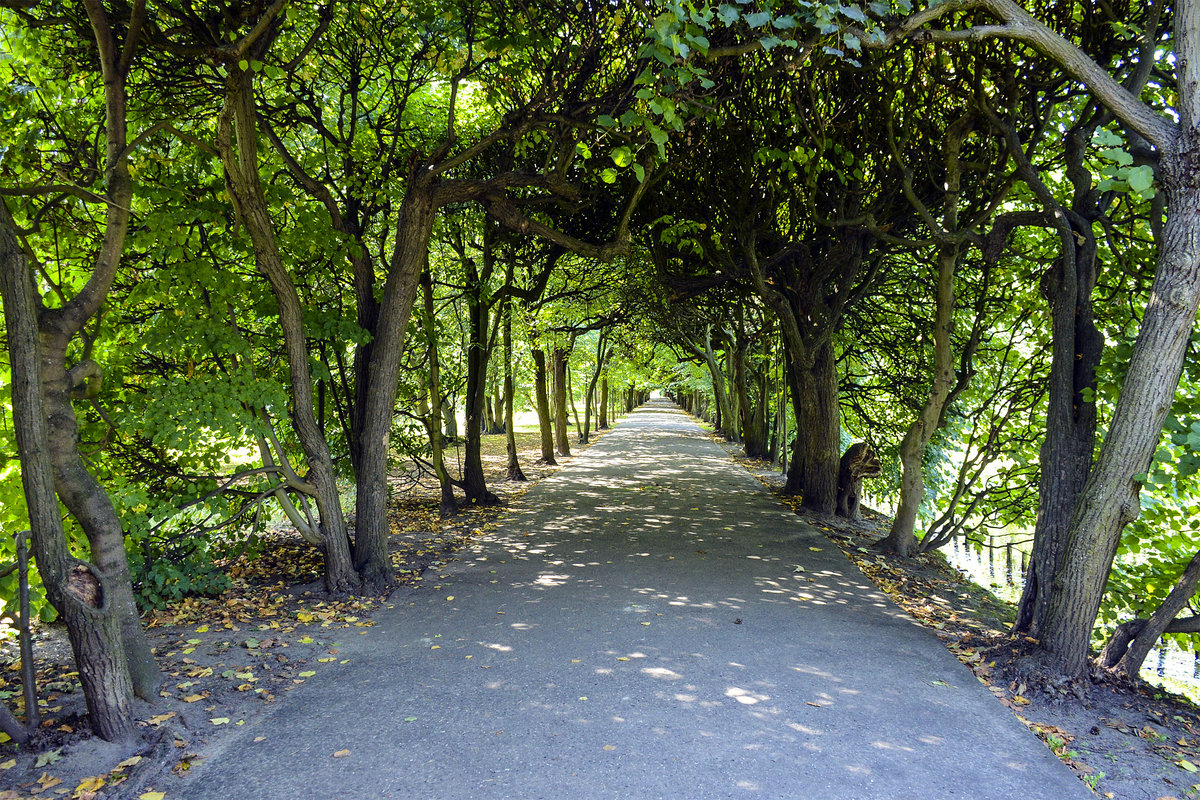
[0,207,134,742]
[1038,147,1200,678]
[462,255,499,506]
[1114,550,1200,680]
[503,300,526,481]
[881,246,958,556]
[552,347,572,457]
[531,348,557,464]
[598,376,609,429]
[794,340,840,514]
[420,269,458,515]
[221,68,360,595]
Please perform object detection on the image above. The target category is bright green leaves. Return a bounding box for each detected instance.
[1095,127,1157,199]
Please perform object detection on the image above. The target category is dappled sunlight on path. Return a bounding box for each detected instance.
[178,398,1093,800]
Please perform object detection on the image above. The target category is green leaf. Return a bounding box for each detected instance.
[633,163,646,183]
[744,11,772,27]
[1126,165,1155,197]
[238,59,249,72]
[611,146,633,167]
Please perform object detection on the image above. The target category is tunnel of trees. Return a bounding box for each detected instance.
[0,0,1197,741]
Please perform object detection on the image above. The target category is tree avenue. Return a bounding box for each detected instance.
[0,0,1194,744]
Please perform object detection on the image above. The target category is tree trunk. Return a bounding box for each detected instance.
[552,347,572,457]
[702,328,734,440]
[0,211,135,741]
[531,348,557,464]
[222,70,360,594]
[503,301,526,481]
[420,269,457,515]
[1037,149,1200,678]
[1115,550,1200,680]
[598,376,609,429]
[350,179,445,588]
[881,246,958,557]
[581,334,607,445]
[794,340,840,514]
[462,256,499,506]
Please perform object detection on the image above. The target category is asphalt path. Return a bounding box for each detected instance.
[178,399,1092,800]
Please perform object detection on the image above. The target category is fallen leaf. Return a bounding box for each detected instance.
[183,693,206,703]
[403,717,418,723]
[210,717,231,725]
[318,657,336,663]
[617,657,629,661]
[603,745,617,751]
[0,760,14,770]
[140,792,166,800]
[1179,759,1198,773]
[116,756,143,770]
[75,777,105,793]
[36,773,61,789]
[254,736,266,743]
[144,713,175,726]
[298,671,316,677]
[1012,696,1031,706]
[332,749,351,758]
[35,749,62,767]
[446,596,455,601]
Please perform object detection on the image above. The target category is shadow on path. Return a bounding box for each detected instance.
[177,399,1090,800]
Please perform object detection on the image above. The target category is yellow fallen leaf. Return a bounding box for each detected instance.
[809,547,822,552]
[183,694,205,703]
[299,636,314,644]
[75,776,106,792]
[1012,696,1031,706]
[298,671,316,677]
[318,657,336,663]
[0,759,15,770]
[140,792,166,800]
[116,756,143,770]
[446,596,455,601]
[603,745,617,751]
[210,717,231,725]
[144,713,175,726]
[617,657,629,661]
[195,625,209,633]
[332,749,351,758]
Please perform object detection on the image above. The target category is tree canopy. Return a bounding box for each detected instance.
[0,0,1196,741]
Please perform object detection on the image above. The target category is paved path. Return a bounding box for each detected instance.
[180,400,1091,799]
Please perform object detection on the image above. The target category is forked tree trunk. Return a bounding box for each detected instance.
[222,67,359,594]
[1038,155,1200,678]
[0,210,135,741]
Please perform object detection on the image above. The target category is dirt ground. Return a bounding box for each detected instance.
[5,421,1200,800]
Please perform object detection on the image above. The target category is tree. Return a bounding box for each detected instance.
[881,0,1190,679]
